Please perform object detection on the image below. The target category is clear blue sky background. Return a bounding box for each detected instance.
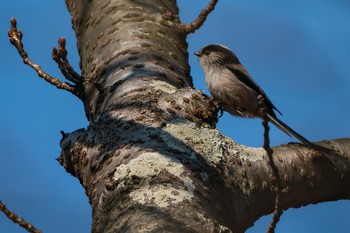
[1,1,349,232]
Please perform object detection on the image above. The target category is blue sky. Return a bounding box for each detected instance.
[1,1,349,232]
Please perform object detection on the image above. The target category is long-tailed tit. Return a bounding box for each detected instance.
[194,44,320,149]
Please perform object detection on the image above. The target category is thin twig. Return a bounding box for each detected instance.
[267,192,283,233]
[0,199,42,233]
[258,95,283,233]
[182,0,218,34]
[52,37,82,84]
[8,17,78,95]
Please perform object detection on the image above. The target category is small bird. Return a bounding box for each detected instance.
[194,44,318,149]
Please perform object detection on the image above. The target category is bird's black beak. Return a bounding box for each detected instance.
[194,51,201,57]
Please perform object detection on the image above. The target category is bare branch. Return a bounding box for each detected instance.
[182,0,218,34]
[258,95,283,233]
[8,17,78,95]
[52,37,83,84]
[0,199,42,233]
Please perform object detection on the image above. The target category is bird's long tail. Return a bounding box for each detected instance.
[267,114,339,169]
[267,114,315,148]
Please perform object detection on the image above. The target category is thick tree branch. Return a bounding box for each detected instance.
[64,0,193,121]
[222,137,350,232]
[8,17,78,96]
[182,0,218,34]
[0,200,42,233]
[59,111,350,233]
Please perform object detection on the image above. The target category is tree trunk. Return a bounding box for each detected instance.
[58,1,350,232]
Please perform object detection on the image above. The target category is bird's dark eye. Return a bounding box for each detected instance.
[203,50,210,55]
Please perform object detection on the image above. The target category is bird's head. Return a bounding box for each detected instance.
[194,44,239,67]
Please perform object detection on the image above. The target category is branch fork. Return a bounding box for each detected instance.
[8,17,82,97]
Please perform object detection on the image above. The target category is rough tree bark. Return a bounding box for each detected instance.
[10,1,350,232]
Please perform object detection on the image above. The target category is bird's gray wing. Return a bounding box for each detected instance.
[226,63,282,116]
